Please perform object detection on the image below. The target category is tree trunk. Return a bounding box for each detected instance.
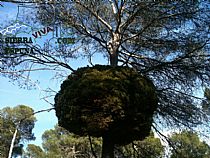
[108,32,120,67]
[110,52,118,67]
[8,128,18,158]
[101,135,114,158]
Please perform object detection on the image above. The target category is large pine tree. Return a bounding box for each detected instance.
[0,1,209,157]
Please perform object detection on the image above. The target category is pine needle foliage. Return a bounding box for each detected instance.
[55,65,158,145]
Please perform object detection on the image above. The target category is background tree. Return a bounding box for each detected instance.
[1,105,36,141]
[42,125,102,158]
[116,132,164,158]
[26,125,164,158]
[25,125,102,158]
[0,105,36,157]
[0,115,17,157]
[169,130,210,158]
[26,144,46,158]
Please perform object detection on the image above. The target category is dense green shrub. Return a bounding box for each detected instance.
[55,65,158,145]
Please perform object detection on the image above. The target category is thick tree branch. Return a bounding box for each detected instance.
[74,0,113,32]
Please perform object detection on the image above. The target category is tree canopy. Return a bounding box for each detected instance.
[1,105,36,141]
[117,132,164,158]
[26,144,46,158]
[26,125,102,158]
[0,114,17,157]
[25,128,210,158]
[26,125,165,158]
[0,105,36,157]
[169,130,210,158]
[55,65,158,157]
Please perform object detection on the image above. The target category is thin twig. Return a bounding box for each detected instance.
[152,124,179,156]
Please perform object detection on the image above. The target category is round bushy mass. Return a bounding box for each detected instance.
[55,65,158,145]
